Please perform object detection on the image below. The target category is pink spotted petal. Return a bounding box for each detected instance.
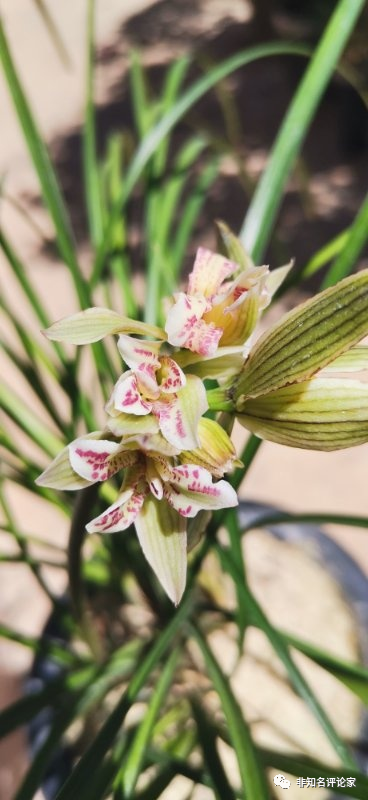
[155,375,208,451]
[165,463,238,517]
[68,438,118,482]
[69,438,128,483]
[159,356,186,394]
[165,293,210,350]
[36,432,105,490]
[86,489,146,534]
[110,372,152,416]
[117,335,161,398]
[188,248,237,298]
[183,317,223,356]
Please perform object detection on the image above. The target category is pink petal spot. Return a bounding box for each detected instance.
[175,410,186,440]
[177,505,192,517]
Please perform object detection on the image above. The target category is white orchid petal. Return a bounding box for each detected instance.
[86,489,145,534]
[188,248,236,297]
[117,334,161,366]
[165,293,210,350]
[156,375,208,450]
[134,496,187,605]
[69,438,134,482]
[167,463,238,516]
[44,308,166,344]
[111,372,152,416]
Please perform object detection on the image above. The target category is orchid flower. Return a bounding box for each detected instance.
[165,226,292,358]
[36,419,239,604]
[104,335,208,451]
[207,269,368,452]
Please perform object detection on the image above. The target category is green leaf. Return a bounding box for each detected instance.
[322,191,368,288]
[191,624,269,799]
[55,595,193,799]
[83,0,104,248]
[283,632,368,705]
[14,704,78,800]
[239,509,368,534]
[234,270,368,403]
[119,649,179,797]
[191,698,237,800]
[0,18,86,306]
[301,229,350,280]
[240,0,366,261]
[217,546,356,769]
[31,0,71,68]
[93,43,309,276]
[0,381,63,458]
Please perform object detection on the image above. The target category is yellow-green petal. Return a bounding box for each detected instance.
[35,431,105,489]
[134,496,187,605]
[180,418,239,477]
[44,307,166,344]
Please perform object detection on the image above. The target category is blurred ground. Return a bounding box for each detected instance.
[0,1,368,798]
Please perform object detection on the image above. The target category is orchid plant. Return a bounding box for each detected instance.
[36,224,368,605]
[2,2,368,798]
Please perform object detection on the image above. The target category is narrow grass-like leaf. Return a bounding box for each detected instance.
[217,546,356,769]
[93,43,309,275]
[55,595,192,799]
[191,698,237,800]
[299,229,350,280]
[226,509,248,648]
[0,682,70,739]
[0,486,58,604]
[240,0,366,261]
[191,624,269,799]
[282,632,368,705]
[321,192,368,288]
[130,50,154,139]
[0,381,63,457]
[0,622,76,663]
[234,270,368,402]
[240,509,368,534]
[32,0,71,68]
[83,0,103,248]
[119,649,179,797]
[0,19,87,304]
[14,702,80,800]
[171,155,220,280]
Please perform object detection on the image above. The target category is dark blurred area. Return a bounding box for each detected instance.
[40,0,368,279]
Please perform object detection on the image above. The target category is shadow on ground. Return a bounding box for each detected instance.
[28,0,368,282]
